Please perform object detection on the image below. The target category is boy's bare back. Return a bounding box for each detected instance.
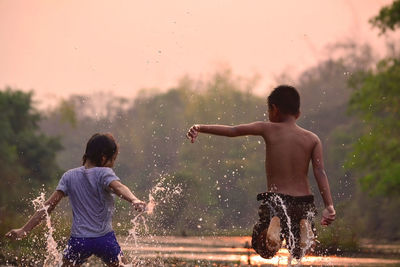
[263,121,318,196]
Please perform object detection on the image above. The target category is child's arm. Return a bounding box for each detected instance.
[5,191,64,240]
[187,122,267,143]
[311,137,336,226]
[109,180,146,212]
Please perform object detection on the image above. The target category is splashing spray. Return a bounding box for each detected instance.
[124,175,182,266]
[32,192,62,267]
[272,194,296,266]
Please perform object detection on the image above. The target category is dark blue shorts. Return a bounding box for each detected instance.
[63,231,122,265]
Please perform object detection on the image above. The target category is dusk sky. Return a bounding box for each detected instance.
[0,0,398,107]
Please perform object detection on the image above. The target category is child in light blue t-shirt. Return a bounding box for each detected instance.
[6,133,146,266]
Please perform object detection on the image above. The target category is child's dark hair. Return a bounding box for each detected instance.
[82,133,118,166]
[268,85,300,115]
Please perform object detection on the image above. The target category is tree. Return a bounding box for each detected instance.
[370,0,400,34]
[347,58,400,195]
[346,0,400,195]
[0,88,62,236]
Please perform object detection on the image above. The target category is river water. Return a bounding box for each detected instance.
[10,190,397,266]
[120,236,400,266]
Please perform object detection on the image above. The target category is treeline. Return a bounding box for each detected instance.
[0,90,62,225]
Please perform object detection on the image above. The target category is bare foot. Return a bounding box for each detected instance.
[266,216,281,251]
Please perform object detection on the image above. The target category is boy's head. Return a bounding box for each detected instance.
[268,85,300,122]
[82,133,119,167]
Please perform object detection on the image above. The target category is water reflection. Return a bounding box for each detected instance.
[121,236,400,266]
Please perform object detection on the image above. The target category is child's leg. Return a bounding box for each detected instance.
[94,232,123,266]
[266,216,282,251]
[252,197,283,259]
[252,216,280,258]
[62,236,92,266]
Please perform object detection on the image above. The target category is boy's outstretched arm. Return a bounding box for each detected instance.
[5,190,64,240]
[187,122,267,143]
[109,180,146,212]
[311,137,336,226]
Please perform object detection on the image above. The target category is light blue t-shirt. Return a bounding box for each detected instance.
[56,166,120,238]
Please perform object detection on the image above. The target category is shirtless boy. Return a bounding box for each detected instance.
[186,85,336,259]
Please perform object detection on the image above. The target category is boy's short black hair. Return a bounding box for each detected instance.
[268,85,300,115]
[82,133,118,166]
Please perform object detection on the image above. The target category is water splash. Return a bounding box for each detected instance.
[124,175,182,266]
[269,194,315,266]
[32,192,62,267]
[272,194,296,266]
[302,211,317,255]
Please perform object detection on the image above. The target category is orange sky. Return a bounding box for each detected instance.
[0,0,397,107]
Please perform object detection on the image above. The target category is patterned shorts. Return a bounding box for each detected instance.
[251,192,316,259]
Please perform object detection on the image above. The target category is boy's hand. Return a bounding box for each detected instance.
[186,125,200,143]
[5,228,27,240]
[132,201,147,212]
[321,205,336,226]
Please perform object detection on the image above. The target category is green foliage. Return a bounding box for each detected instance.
[347,58,400,195]
[370,0,400,34]
[337,1,400,242]
[315,218,360,255]
[0,88,63,237]
[356,193,400,240]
